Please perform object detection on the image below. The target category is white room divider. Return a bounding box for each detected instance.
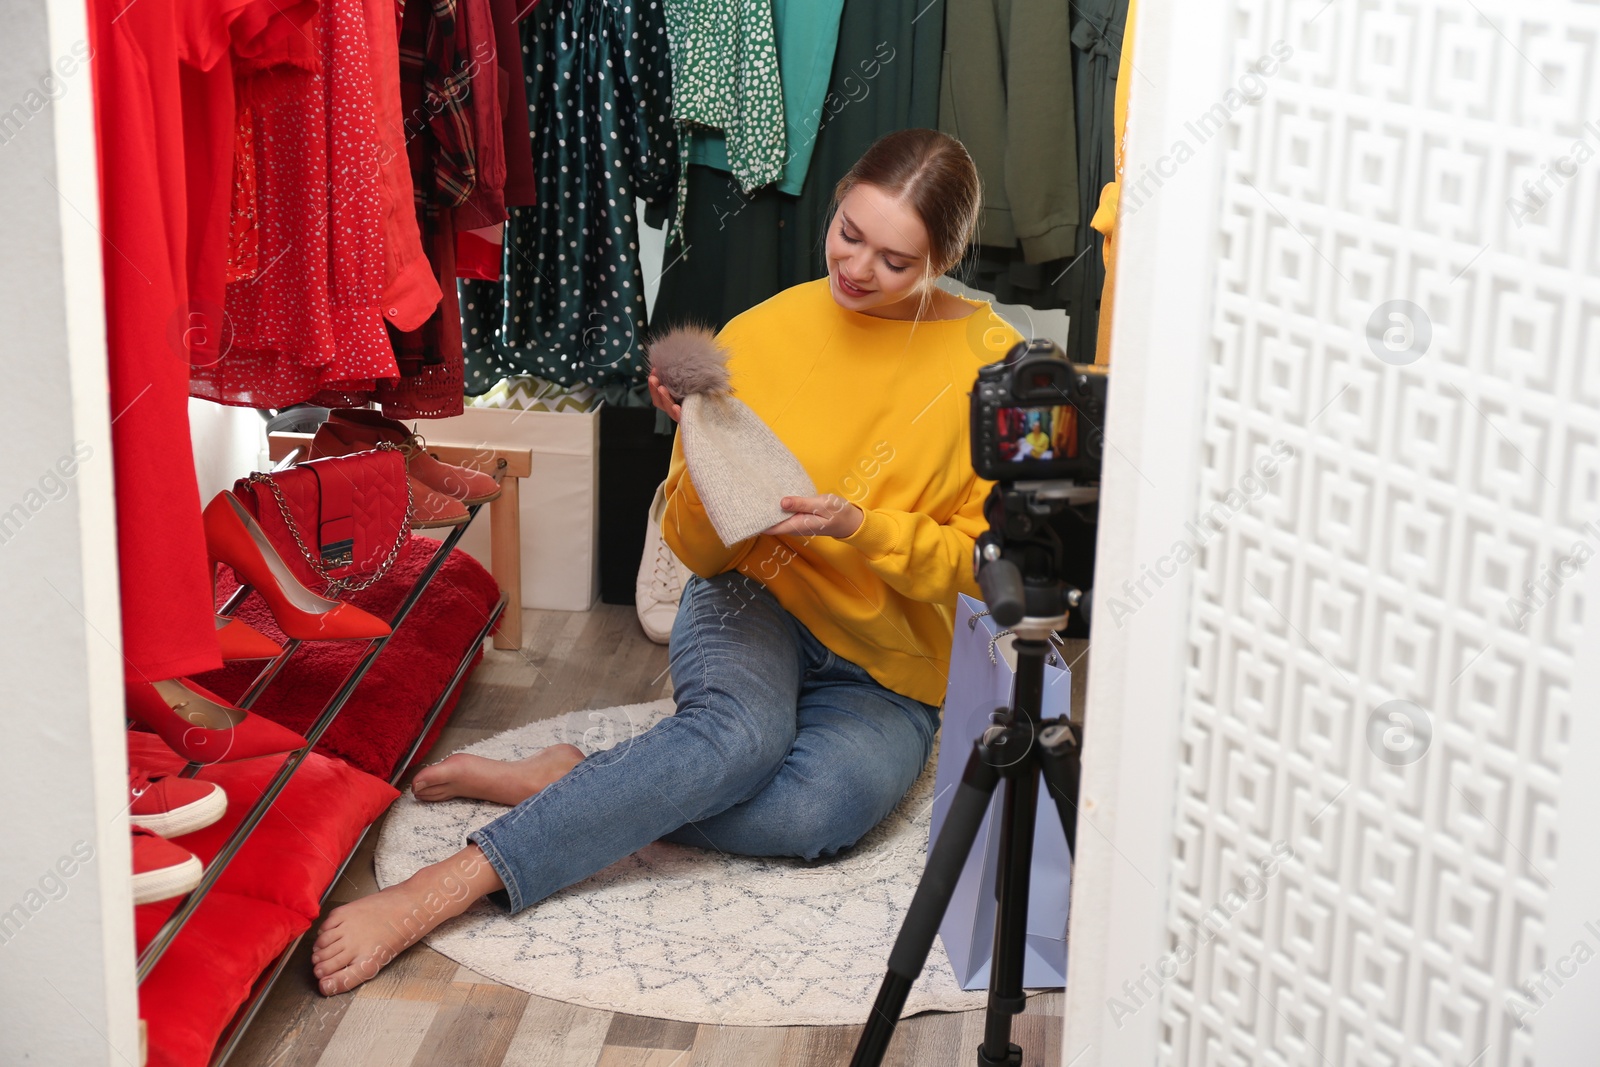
[1065,1,1600,1064]
[0,0,137,1063]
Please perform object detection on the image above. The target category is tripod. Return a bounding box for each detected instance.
[851,486,1090,1067]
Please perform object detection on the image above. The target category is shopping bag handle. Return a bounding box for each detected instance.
[968,607,1068,667]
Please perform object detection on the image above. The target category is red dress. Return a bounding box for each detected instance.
[367,0,444,332]
[87,0,212,681]
[177,0,317,365]
[320,0,473,418]
[191,0,398,408]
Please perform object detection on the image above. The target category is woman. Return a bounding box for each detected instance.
[309,128,1023,995]
[1025,413,1054,460]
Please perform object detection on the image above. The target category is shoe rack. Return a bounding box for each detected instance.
[135,448,520,1065]
[267,431,534,651]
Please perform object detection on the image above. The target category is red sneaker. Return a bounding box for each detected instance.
[129,769,227,838]
[131,827,202,905]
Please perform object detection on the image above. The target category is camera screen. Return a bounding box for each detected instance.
[995,405,1080,463]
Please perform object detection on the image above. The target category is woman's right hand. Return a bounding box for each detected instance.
[647,372,683,423]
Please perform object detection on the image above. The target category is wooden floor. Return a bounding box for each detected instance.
[229,602,1078,1067]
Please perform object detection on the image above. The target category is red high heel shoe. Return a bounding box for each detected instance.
[126,679,307,764]
[203,491,391,642]
[216,616,283,661]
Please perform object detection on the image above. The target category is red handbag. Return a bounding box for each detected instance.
[231,446,412,594]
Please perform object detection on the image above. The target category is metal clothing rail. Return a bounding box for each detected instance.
[137,506,485,981]
[206,593,507,1067]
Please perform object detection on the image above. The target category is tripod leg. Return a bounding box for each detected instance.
[850,742,1002,1067]
[980,767,1038,1066]
[1037,721,1082,857]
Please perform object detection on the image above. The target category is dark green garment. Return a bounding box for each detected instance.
[650,0,944,331]
[1067,0,1127,361]
[939,0,1079,262]
[460,0,678,394]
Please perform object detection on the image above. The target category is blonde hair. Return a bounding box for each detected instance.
[832,128,982,280]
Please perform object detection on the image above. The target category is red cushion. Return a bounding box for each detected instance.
[129,733,397,1067]
[129,539,495,1065]
[193,538,500,779]
[127,733,398,921]
[137,890,308,1067]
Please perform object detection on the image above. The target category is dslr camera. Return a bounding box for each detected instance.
[970,339,1107,484]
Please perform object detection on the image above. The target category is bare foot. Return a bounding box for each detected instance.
[311,846,501,996]
[411,744,584,806]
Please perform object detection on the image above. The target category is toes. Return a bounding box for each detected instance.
[313,950,355,981]
[311,928,343,959]
[318,944,395,996]
[310,935,358,979]
[414,757,456,783]
[319,967,359,996]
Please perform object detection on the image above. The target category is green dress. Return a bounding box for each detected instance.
[664,0,787,192]
[460,0,678,393]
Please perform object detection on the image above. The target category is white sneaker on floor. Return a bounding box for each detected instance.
[636,480,692,644]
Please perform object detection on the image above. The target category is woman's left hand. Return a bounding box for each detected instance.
[764,494,864,539]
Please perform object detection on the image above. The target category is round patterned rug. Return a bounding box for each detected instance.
[375,699,1015,1025]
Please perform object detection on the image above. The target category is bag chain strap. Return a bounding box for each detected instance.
[246,441,414,595]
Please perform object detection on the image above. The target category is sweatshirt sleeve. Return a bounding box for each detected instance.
[660,429,759,579]
[837,468,994,606]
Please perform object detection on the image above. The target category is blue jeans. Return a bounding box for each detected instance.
[468,571,942,913]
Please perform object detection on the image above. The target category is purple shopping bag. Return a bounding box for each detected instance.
[928,593,1072,990]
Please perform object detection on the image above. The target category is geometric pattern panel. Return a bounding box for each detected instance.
[1152,3,1600,1064]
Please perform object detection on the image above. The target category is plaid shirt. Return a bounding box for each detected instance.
[398,0,477,207]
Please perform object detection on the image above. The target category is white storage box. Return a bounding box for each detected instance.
[414,405,601,611]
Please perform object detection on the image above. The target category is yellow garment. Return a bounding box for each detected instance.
[1024,429,1051,455]
[1052,405,1076,454]
[1091,0,1136,365]
[661,279,1023,705]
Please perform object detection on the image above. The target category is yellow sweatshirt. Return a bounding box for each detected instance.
[660,278,1023,706]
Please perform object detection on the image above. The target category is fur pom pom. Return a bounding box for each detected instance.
[648,325,733,399]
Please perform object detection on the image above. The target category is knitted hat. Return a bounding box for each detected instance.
[649,326,816,547]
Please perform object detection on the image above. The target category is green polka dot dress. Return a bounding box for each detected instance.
[460,0,678,393]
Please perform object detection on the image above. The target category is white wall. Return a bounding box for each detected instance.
[190,399,269,498]
[0,0,139,1062]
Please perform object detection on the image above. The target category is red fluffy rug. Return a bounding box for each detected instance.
[190,537,503,780]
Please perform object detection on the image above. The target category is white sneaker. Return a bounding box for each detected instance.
[636,480,692,644]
